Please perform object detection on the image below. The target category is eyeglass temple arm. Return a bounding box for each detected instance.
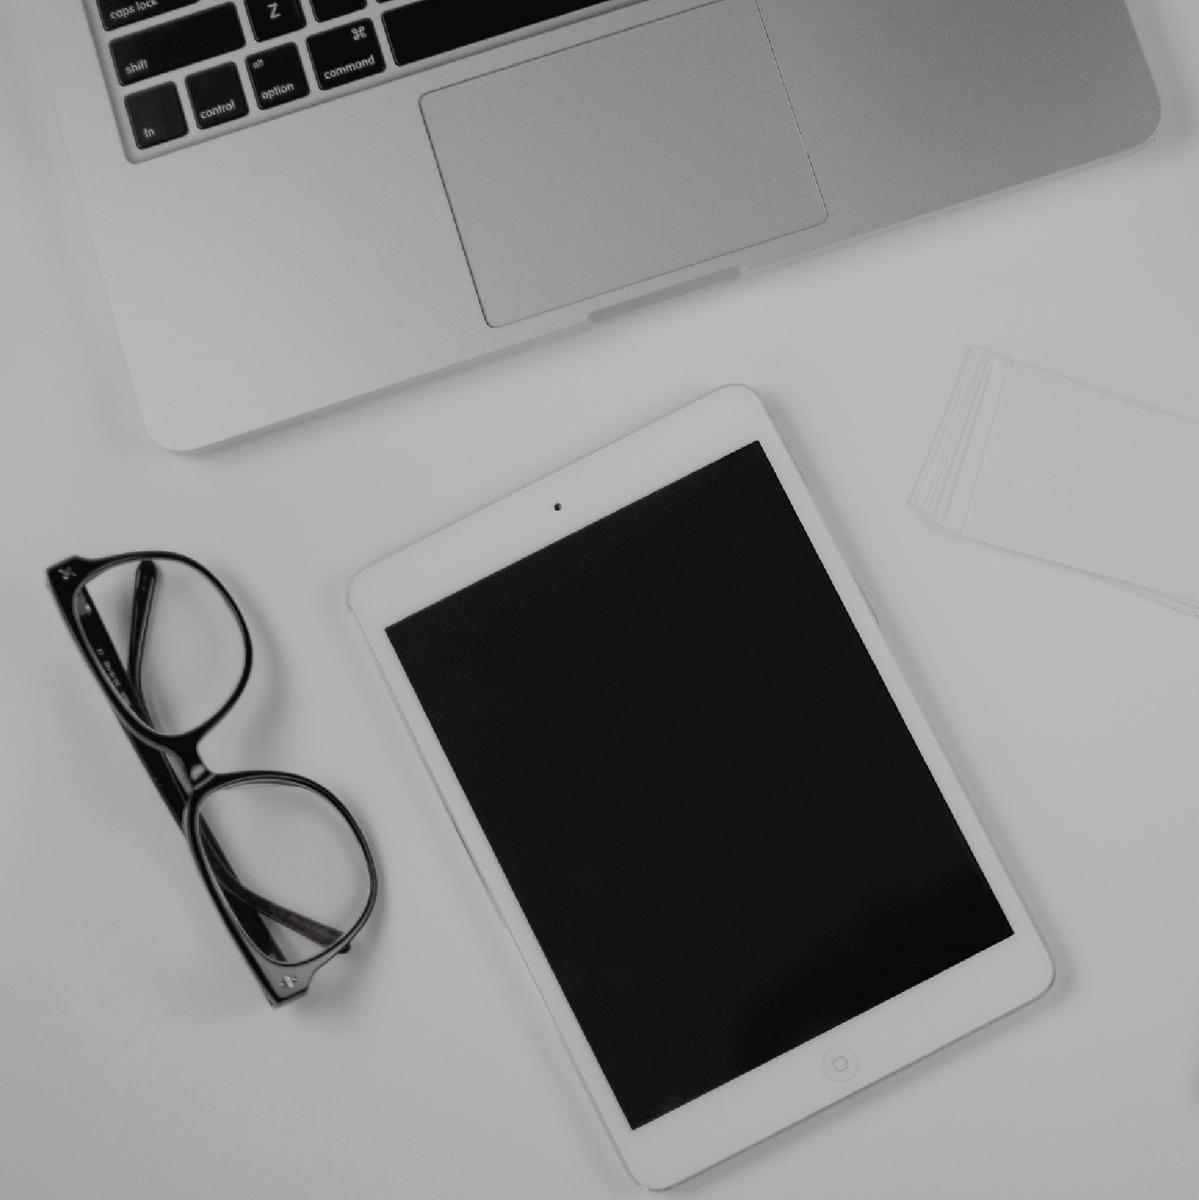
[127,559,154,704]
[73,582,191,832]
[76,575,343,952]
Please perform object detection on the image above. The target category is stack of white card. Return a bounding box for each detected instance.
[911,349,1199,617]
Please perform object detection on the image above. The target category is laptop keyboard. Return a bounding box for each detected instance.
[89,0,623,159]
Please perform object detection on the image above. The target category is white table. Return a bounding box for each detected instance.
[3,4,1198,1197]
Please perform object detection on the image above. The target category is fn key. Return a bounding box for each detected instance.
[125,83,186,149]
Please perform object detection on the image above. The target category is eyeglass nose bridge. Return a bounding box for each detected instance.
[139,727,218,795]
[174,741,214,788]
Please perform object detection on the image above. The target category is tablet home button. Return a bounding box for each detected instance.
[822,1047,860,1083]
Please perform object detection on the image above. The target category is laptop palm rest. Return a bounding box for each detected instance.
[420,0,827,328]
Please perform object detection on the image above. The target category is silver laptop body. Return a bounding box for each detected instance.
[29,0,1159,449]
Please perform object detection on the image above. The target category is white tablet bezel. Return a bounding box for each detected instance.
[349,385,1054,1188]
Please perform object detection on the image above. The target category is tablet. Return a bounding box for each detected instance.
[349,386,1053,1188]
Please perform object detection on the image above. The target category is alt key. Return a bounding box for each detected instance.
[247,44,311,110]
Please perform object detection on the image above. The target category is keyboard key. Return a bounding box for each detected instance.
[244,0,305,42]
[382,1,600,68]
[96,0,196,33]
[110,5,246,88]
[307,20,384,91]
[185,63,248,130]
[246,44,311,110]
[310,0,366,21]
[124,82,186,149]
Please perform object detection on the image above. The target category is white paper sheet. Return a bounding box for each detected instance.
[911,350,1199,616]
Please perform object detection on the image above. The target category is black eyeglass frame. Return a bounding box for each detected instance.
[47,551,379,1007]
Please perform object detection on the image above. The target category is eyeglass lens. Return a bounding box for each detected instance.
[194,778,374,963]
[74,557,246,736]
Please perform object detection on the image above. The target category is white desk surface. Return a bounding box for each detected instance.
[3,3,1198,1197]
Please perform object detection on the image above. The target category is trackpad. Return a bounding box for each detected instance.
[420,0,827,327]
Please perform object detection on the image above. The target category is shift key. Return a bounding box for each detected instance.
[110,4,246,87]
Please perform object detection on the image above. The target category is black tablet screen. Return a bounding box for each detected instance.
[386,443,1011,1129]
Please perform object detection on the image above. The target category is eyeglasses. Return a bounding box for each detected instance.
[47,551,378,1007]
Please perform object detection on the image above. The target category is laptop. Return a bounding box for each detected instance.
[29,1,1159,449]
